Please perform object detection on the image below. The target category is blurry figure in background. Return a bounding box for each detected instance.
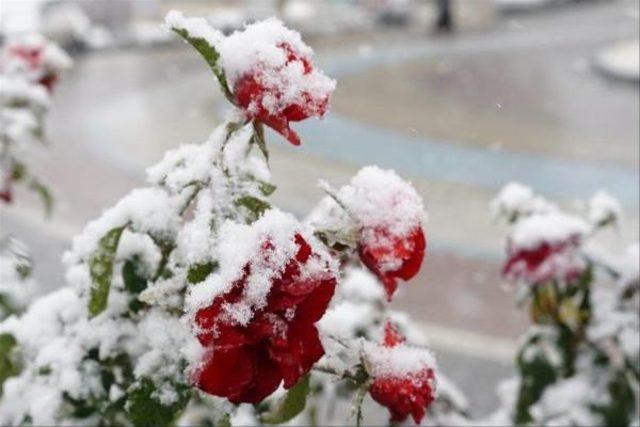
[435,0,454,33]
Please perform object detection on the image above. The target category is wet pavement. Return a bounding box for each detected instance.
[1,0,638,416]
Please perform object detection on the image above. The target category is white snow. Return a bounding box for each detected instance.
[65,187,181,267]
[166,11,335,118]
[215,17,309,85]
[0,238,37,317]
[588,190,622,226]
[185,209,337,326]
[509,212,589,250]
[491,182,555,221]
[364,339,437,378]
[0,75,50,110]
[0,285,202,425]
[165,10,222,47]
[310,166,425,251]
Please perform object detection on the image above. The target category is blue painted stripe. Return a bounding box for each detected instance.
[271,114,639,209]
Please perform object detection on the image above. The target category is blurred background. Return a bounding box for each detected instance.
[1,0,638,416]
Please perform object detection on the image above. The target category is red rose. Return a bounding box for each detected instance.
[368,321,437,425]
[359,226,426,301]
[503,235,584,285]
[6,45,58,92]
[308,167,426,301]
[193,233,337,404]
[233,42,331,146]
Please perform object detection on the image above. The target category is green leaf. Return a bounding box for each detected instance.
[126,377,191,427]
[122,257,148,313]
[88,226,126,318]
[0,333,20,394]
[514,337,558,424]
[234,196,271,223]
[187,261,218,284]
[122,257,148,295]
[591,369,636,426]
[262,374,310,424]
[0,295,17,319]
[252,122,269,161]
[170,28,234,102]
[217,413,231,427]
[28,176,53,217]
[10,162,26,181]
[258,181,277,197]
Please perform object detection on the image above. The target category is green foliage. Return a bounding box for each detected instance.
[262,374,310,424]
[514,337,558,424]
[0,295,17,319]
[234,196,271,223]
[62,351,136,424]
[28,176,54,217]
[126,377,191,427]
[8,162,54,216]
[123,258,148,295]
[122,256,149,312]
[592,370,637,427]
[88,226,126,318]
[0,333,20,394]
[170,28,234,102]
[252,122,269,161]
[217,413,231,427]
[187,261,218,284]
[258,181,277,197]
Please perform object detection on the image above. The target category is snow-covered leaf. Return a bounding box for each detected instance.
[126,377,190,427]
[187,261,217,284]
[88,226,126,317]
[170,27,233,101]
[234,196,270,222]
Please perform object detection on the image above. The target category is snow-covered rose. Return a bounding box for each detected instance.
[366,321,437,424]
[188,210,338,404]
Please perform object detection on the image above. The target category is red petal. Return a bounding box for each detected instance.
[294,278,336,324]
[294,234,312,263]
[396,227,426,280]
[195,346,254,399]
[263,115,301,146]
[383,321,406,348]
[269,322,324,388]
[229,345,282,404]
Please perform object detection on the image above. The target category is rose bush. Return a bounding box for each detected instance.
[0,13,450,427]
[488,184,639,426]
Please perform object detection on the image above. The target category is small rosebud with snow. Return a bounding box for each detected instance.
[310,166,426,300]
[366,321,437,424]
[165,12,334,146]
[217,18,335,146]
[503,213,589,285]
[1,34,72,92]
[187,210,338,404]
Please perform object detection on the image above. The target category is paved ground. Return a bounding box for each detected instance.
[1,0,638,417]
